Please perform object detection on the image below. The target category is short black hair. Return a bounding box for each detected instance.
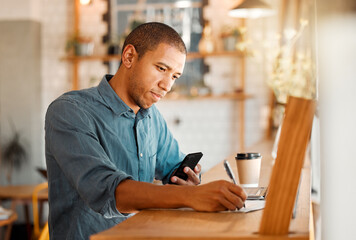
[121,22,187,59]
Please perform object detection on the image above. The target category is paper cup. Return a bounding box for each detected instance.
[235,153,262,187]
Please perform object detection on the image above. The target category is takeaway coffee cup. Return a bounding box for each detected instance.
[235,153,262,187]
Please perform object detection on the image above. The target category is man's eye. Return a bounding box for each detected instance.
[157,66,166,72]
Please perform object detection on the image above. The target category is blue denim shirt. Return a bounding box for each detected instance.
[45,75,185,240]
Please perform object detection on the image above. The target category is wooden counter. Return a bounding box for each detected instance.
[91,140,311,240]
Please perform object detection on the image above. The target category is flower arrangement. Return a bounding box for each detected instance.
[266,19,316,104]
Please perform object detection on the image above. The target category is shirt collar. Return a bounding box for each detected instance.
[97,74,151,119]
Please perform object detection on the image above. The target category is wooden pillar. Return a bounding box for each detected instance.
[239,18,246,151]
[72,0,80,90]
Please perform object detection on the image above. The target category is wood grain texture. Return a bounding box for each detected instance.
[259,96,316,235]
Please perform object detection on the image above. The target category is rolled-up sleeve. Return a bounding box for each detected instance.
[46,98,131,218]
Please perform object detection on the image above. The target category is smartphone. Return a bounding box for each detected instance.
[170,152,203,183]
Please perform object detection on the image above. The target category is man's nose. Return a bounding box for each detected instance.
[158,77,173,92]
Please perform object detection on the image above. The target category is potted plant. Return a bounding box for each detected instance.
[107,35,121,55]
[220,25,241,51]
[66,35,94,56]
[1,130,27,183]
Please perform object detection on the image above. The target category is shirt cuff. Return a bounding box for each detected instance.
[100,175,133,219]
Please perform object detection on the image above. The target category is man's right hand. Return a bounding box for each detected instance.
[187,180,247,212]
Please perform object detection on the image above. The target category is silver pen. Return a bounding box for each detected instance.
[223,160,246,209]
[223,160,237,184]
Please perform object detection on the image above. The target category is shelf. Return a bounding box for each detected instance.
[61,54,121,62]
[163,92,253,101]
[186,50,246,60]
[61,50,245,62]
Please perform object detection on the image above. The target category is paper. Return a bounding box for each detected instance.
[223,200,265,213]
[150,200,265,213]
[236,200,265,213]
[0,206,13,220]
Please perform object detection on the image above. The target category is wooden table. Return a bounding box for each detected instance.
[0,184,48,240]
[91,140,311,240]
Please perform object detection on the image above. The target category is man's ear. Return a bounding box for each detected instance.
[121,44,137,68]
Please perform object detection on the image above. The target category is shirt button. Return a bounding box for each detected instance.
[140,153,143,157]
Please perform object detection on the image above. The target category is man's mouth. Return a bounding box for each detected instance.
[151,91,165,101]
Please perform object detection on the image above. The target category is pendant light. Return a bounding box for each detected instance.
[229,0,275,19]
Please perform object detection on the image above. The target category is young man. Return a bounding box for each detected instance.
[45,22,246,240]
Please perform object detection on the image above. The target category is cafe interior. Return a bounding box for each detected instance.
[0,0,355,239]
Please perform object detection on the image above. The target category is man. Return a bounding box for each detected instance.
[45,22,246,240]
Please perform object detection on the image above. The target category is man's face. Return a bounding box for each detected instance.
[127,43,186,111]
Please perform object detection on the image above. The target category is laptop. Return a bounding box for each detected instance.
[245,186,268,200]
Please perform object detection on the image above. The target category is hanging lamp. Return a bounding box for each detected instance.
[229,0,275,19]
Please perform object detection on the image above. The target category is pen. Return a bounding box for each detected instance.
[223,160,237,184]
[223,160,246,209]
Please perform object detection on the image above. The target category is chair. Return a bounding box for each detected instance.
[259,96,316,235]
[32,182,49,240]
[0,211,17,240]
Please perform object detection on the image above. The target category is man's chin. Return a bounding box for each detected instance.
[139,103,154,110]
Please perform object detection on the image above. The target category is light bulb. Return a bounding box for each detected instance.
[80,0,92,5]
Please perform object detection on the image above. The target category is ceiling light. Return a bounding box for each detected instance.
[229,0,275,19]
[174,1,192,8]
[80,0,92,5]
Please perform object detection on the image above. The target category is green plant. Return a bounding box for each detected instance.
[66,35,93,55]
[220,25,241,38]
[1,131,27,183]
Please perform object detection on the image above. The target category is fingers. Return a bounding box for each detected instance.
[170,166,200,185]
[170,176,185,185]
[216,182,245,210]
[229,184,247,202]
[223,187,245,210]
[194,164,201,174]
[209,181,246,211]
[184,167,200,185]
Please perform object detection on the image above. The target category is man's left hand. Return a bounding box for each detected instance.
[170,164,201,185]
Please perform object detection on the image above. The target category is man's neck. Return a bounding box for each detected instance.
[109,68,140,114]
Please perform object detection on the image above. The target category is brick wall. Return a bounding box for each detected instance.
[40,0,275,174]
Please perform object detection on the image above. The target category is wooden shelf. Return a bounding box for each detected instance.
[186,50,245,60]
[61,54,121,62]
[61,50,245,62]
[163,92,253,101]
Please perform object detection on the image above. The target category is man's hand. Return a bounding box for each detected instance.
[188,180,247,211]
[170,164,201,185]
[115,179,246,213]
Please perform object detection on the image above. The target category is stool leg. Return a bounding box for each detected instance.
[24,204,32,240]
[5,222,14,240]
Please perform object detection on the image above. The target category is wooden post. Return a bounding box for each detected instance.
[239,18,246,151]
[259,96,316,235]
[73,0,80,90]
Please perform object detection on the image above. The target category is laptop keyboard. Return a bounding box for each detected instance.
[244,187,268,200]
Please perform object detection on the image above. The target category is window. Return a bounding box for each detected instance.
[108,0,206,96]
